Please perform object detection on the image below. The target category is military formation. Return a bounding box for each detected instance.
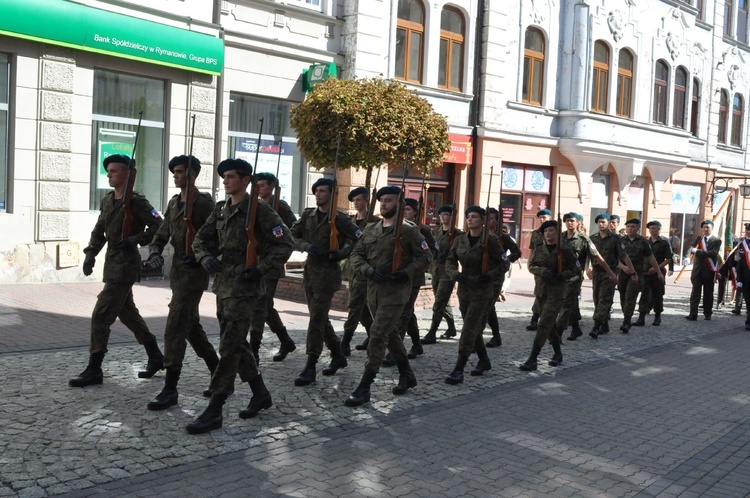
[70,152,747,434]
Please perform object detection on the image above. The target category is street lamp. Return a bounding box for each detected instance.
[740,183,750,197]
[707,176,750,207]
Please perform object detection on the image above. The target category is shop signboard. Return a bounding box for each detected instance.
[235,138,295,203]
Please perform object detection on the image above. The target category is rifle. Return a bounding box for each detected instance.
[366,153,383,223]
[121,111,143,239]
[497,170,505,250]
[449,179,460,248]
[392,145,410,272]
[184,114,197,255]
[417,172,427,229]
[481,166,494,273]
[328,134,342,258]
[557,176,562,274]
[245,117,263,268]
[273,138,283,212]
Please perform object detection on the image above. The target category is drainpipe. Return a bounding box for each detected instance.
[212,0,225,201]
[467,0,486,205]
[570,1,590,111]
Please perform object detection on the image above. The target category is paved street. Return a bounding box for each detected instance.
[1,271,750,497]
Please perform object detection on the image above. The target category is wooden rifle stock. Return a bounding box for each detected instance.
[245,117,263,267]
[392,146,411,272]
[329,134,342,257]
[497,170,505,251]
[184,114,197,254]
[481,166,494,273]
[449,180,459,248]
[273,138,283,212]
[121,111,143,239]
[417,172,427,230]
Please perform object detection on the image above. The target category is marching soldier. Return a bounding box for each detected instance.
[143,155,220,410]
[421,205,461,344]
[618,219,663,333]
[485,207,521,348]
[633,221,674,327]
[186,158,294,434]
[525,209,553,331]
[346,186,431,406]
[70,154,163,388]
[686,220,722,320]
[291,178,362,386]
[734,223,750,330]
[249,172,297,363]
[609,214,621,235]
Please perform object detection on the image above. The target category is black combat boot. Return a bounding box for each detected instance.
[345,369,377,406]
[567,322,583,341]
[202,352,219,398]
[407,343,424,359]
[520,344,542,371]
[440,317,457,339]
[548,339,563,367]
[138,341,164,379]
[322,342,348,376]
[250,338,261,365]
[486,333,502,348]
[590,321,601,339]
[340,328,354,357]
[600,321,610,334]
[69,353,105,387]
[147,367,180,411]
[652,314,661,326]
[272,328,296,362]
[239,374,273,419]
[381,352,396,367]
[620,320,632,334]
[294,355,318,386]
[445,353,469,385]
[185,394,227,434]
[471,348,492,376]
[392,360,417,395]
[421,312,442,345]
[525,313,539,331]
[354,336,370,351]
[632,313,646,326]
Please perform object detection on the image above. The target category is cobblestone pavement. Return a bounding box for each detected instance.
[1,273,750,497]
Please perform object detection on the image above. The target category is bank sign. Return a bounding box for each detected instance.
[0,0,224,76]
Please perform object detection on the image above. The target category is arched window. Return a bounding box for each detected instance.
[732,93,744,146]
[653,60,669,125]
[725,0,734,37]
[673,66,688,129]
[396,0,424,84]
[591,41,609,113]
[690,78,701,137]
[522,28,545,105]
[718,90,729,144]
[616,49,634,118]
[438,8,464,91]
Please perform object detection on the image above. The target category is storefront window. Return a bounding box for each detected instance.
[589,172,610,234]
[0,53,8,212]
[670,183,702,266]
[90,70,165,211]
[501,164,552,259]
[228,93,304,214]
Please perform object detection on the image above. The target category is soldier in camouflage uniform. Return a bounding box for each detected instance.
[525,209,552,331]
[291,178,362,386]
[484,208,521,348]
[444,206,505,384]
[249,171,297,363]
[634,221,674,327]
[421,205,461,344]
[143,156,220,410]
[520,220,579,371]
[618,219,663,333]
[345,186,431,406]
[69,154,164,388]
[186,159,294,434]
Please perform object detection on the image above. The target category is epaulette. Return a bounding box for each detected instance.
[217,200,227,209]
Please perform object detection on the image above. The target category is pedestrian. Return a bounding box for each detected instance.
[444,206,505,383]
[142,155,220,410]
[249,171,297,363]
[291,178,362,386]
[345,185,431,406]
[525,209,553,331]
[186,158,294,434]
[484,210,521,348]
[520,220,579,371]
[734,223,750,330]
[69,154,163,388]
[686,220,722,321]
[633,221,674,327]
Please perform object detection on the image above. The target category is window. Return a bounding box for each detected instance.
[697,0,705,20]
[725,0,734,37]
[90,70,165,211]
[732,93,744,146]
[740,0,749,42]
[438,8,464,92]
[690,78,701,137]
[653,60,669,125]
[616,49,634,118]
[591,41,609,113]
[395,0,425,84]
[0,54,8,212]
[718,90,729,144]
[522,28,545,105]
[673,66,688,129]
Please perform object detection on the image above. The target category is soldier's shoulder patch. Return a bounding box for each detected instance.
[620,242,626,249]
[434,241,440,250]
[575,260,581,268]
[150,208,163,220]
[589,242,597,251]
[272,225,285,239]
[421,240,430,252]
[354,229,363,238]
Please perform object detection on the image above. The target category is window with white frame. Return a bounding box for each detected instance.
[731,93,744,146]
[673,66,688,129]
[522,27,545,106]
[438,7,464,92]
[591,41,609,114]
[616,49,634,118]
[652,60,669,125]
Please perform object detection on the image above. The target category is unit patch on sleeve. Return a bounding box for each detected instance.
[272,225,285,239]
[421,240,430,252]
[150,209,163,219]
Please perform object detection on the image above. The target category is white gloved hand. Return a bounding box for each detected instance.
[690,248,697,254]
[738,282,744,289]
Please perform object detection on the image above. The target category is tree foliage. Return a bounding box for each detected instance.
[289,77,450,174]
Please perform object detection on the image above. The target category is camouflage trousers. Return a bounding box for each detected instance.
[90,282,157,354]
[484,282,503,334]
[458,295,493,358]
[342,274,373,334]
[532,283,564,349]
[209,294,261,396]
[618,271,643,322]
[638,273,666,315]
[250,276,286,344]
[365,290,408,373]
[396,283,421,346]
[592,269,616,323]
[430,278,455,324]
[163,289,217,370]
[555,276,583,330]
[531,275,541,315]
[304,286,341,358]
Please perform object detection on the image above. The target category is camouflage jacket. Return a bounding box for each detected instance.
[192,193,294,298]
[529,241,580,295]
[562,230,600,278]
[264,197,296,280]
[590,231,627,272]
[446,233,504,301]
[621,235,653,276]
[85,191,161,284]
[343,214,380,281]
[646,235,675,275]
[431,226,464,280]
[149,187,214,292]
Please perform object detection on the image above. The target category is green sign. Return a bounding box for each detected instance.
[0,0,224,76]
[303,62,337,93]
[97,129,135,189]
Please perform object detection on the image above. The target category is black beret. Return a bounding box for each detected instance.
[700,219,714,227]
[487,207,499,215]
[311,178,335,194]
[376,185,402,200]
[563,212,577,221]
[217,158,252,177]
[438,205,453,215]
[745,223,750,230]
[404,198,419,210]
[255,172,277,183]
[537,209,552,217]
[646,220,662,228]
[104,154,133,169]
[464,205,486,217]
[610,214,621,221]
[540,220,558,231]
[594,213,610,222]
[625,218,641,226]
[348,186,369,202]
[168,155,201,174]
